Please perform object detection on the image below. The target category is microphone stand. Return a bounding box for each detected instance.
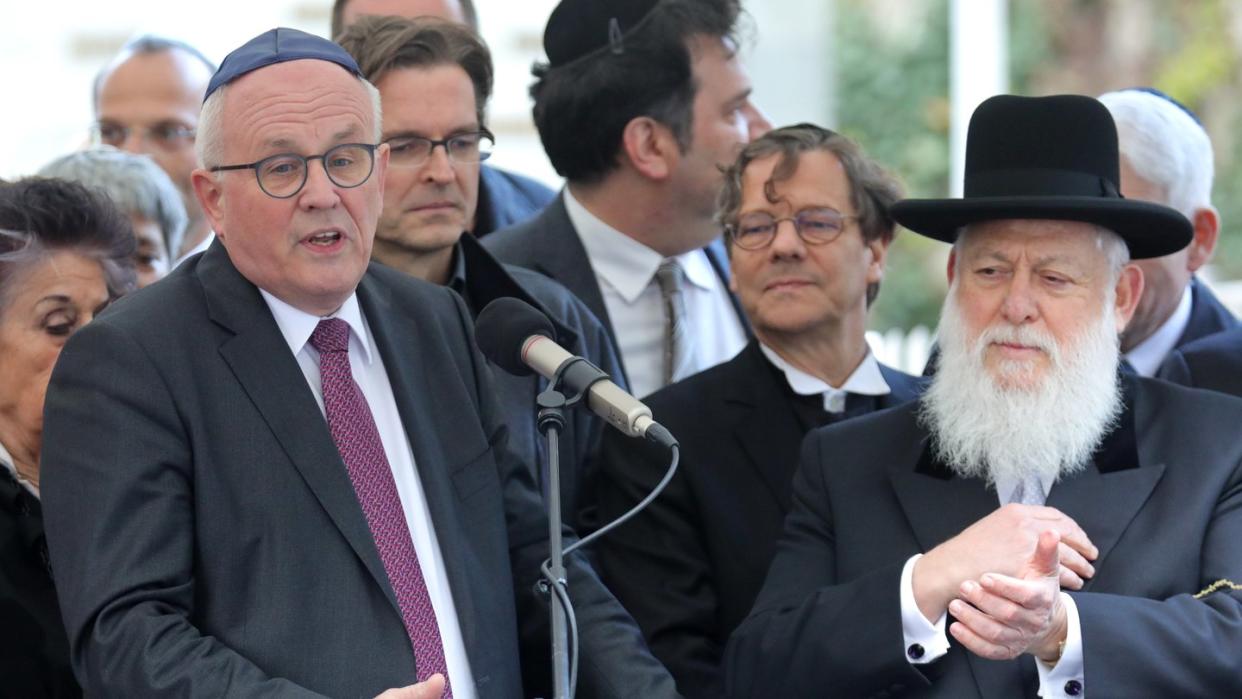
[536,356,606,699]
[534,355,681,699]
[536,387,572,699]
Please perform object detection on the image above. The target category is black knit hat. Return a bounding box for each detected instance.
[891,94,1192,259]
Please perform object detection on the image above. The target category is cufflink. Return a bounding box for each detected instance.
[906,643,925,660]
[1064,679,1082,696]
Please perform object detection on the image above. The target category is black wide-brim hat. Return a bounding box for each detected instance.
[891,94,1192,259]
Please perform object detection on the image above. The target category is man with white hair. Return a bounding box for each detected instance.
[1098,87,1236,376]
[726,95,1242,698]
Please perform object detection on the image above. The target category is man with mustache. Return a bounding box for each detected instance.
[726,95,1242,698]
[336,17,624,528]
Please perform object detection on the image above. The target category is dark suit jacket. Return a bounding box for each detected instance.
[726,375,1242,698]
[449,233,625,530]
[483,193,748,386]
[1173,276,1238,349]
[473,164,556,238]
[0,469,79,698]
[40,242,676,698]
[596,341,924,697]
[1159,325,1242,397]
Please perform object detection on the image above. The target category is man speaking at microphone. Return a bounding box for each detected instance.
[40,28,676,699]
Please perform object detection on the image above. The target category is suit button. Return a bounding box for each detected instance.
[1064,679,1083,696]
[907,643,925,660]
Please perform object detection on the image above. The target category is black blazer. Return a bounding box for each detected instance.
[483,192,749,385]
[1173,276,1238,348]
[40,241,676,698]
[1159,324,1242,396]
[727,375,1242,698]
[450,233,626,529]
[0,469,79,698]
[595,341,924,697]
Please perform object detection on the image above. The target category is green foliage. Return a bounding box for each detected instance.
[836,0,952,331]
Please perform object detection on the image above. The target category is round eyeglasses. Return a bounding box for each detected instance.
[384,129,494,168]
[208,143,379,199]
[727,208,858,251]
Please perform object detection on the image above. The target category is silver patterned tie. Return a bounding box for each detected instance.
[1009,474,1046,506]
[655,258,693,386]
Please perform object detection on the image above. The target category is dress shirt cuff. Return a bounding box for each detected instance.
[1036,592,1085,698]
[900,554,951,665]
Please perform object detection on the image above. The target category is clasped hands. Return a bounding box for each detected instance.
[913,504,1099,663]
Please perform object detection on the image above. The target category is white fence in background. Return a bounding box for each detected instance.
[867,326,934,375]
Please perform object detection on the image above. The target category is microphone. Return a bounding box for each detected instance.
[475,297,675,448]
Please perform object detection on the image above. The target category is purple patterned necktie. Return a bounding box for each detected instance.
[310,318,452,696]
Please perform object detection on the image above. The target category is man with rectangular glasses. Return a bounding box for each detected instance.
[336,16,625,533]
[595,123,923,696]
[331,0,556,238]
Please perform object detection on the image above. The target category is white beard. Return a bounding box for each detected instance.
[919,291,1124,490]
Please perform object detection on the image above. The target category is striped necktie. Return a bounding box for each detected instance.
[655,258,693,386]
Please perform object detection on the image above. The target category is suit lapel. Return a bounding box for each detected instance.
[888,440,999,554]
[1046,377,1164,587]
[357,274,490,663]
[727,343,806,511]
[889,444,1032,699]
[200,244,399,614]
[532,197,614,332]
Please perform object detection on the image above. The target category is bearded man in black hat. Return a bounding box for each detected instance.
[725,94,1242,699]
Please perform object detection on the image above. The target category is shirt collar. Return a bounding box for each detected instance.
[564,187,716,301]
[1124,284,1193,377]
[0,441,37,498]
[758,342,891,413]
[447,240,469,294]
[259,290,374,365]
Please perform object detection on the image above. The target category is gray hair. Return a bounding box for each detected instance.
[1098,89,1214,220]
[39,147,188,260]
[196,77,383,170]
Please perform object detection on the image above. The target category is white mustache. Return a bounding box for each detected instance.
[975,324,1061,364]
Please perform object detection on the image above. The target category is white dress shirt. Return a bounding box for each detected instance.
[260,290,477,698]
[1125,284,1192,377]
[898,477,1085,698]
[758,342,890,412]
[0,440,37,498]
[174,230,216,268]
[563,189,748,399]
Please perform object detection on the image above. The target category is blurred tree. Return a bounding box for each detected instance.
[837,0,951,332]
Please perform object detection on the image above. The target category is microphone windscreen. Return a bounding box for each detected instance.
[474,297,556,377]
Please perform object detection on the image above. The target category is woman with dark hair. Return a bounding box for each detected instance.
[0,177,135,698]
